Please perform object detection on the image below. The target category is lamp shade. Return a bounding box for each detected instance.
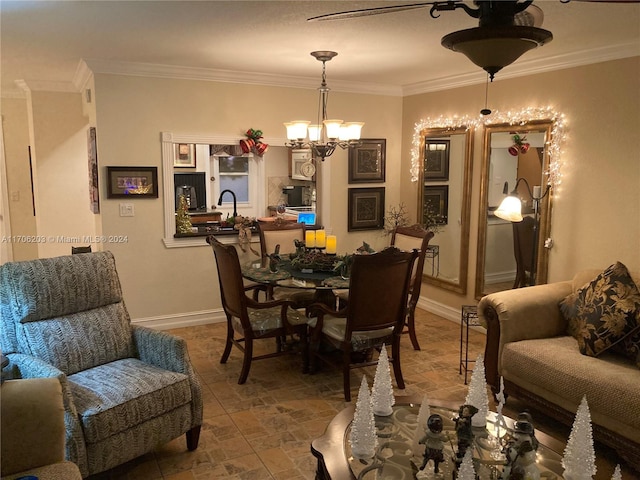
[308,124,322,142]
[323,119,343,139]
[284,121,310,141]
[442,25,552,78]
[494,195,524,222]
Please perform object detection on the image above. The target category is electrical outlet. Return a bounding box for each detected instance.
[11,191,20,201]
[119,203,135,217]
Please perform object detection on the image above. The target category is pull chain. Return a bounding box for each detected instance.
[480,74,492,116]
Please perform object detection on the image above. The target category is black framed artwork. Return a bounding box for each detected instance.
[423,185,449,225]
[348,187,385,231]
[106,166,159,198]
[424,139,450,181]
[348,138,386,183]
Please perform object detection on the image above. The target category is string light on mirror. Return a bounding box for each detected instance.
[411,106,566,188]
[284,51,364,161]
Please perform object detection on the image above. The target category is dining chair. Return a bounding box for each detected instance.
[305,246,419,401]
[256,219,316,308]
[207,235,309,384]
[512,215,536,288]
[391,224,435,350]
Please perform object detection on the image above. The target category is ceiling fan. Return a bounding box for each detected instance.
[308,0,637,81]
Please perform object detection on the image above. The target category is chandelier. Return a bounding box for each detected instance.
[284,51,364,161]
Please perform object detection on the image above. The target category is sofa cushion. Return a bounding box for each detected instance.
[68,358,192,443]
[560,262,640,357]
[501,335,640,444]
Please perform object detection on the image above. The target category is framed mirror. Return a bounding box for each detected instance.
[475,120,554,298]
[418,127,474,294]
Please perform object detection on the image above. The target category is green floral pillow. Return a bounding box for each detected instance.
[560,262,640,357]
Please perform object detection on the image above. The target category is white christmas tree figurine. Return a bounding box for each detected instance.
[562,395,597,480]
[350,376,378,459]
[611,464,622,480]
[411,394,432,457]
[464,353,489,427]
[494,376,509,438]
[371,344,395,416]
[457,449,476,480]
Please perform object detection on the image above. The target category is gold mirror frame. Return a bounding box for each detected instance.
[475,120,554,299]
[418,127,474,294]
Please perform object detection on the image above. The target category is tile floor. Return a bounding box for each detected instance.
[87,309,633,480]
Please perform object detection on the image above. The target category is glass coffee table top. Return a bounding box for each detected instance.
[312,397,566,480]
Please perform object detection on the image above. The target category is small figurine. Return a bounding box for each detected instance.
[419,414,448,474]
[268,244,281,272]
[501,412,540,480]
[455,404,479,461]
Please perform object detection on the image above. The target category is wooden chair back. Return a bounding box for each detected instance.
[207,235,249,322]
[257,221,306,257]
[345,247,419,337]
[391,224,434,303]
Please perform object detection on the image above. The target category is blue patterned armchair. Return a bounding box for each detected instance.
[0,252,202,478]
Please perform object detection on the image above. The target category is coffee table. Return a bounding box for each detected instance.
[311,396,566,479]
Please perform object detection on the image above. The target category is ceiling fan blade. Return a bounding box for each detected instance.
[307,2,435,22]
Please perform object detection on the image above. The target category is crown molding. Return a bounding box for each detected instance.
[402,41,640,96]
[83,58,403,96]
[5,42,637,99]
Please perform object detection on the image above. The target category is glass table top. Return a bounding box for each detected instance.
[345,403,565,480]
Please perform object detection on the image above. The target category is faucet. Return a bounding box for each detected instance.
[217,189,238,217]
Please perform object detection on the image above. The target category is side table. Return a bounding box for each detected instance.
[459,304,481,384]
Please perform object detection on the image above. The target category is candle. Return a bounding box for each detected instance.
[305,231,316,248]
[326,235,337,254]
[315,229,326,248]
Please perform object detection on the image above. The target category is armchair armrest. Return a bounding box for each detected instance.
[1,378,66,476]
[131,326,203,427]
[478,281,573,391]
[5,353,88,476]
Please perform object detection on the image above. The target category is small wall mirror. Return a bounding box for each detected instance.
[475,120,554,298]
[418,127,473,294]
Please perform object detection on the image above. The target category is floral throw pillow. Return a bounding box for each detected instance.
[560,262,640,357]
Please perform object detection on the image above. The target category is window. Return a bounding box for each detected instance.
[161,133,265,248]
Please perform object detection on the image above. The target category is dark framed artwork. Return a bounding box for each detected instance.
[107,166,158,198]
[174,143,196,168]
[423,185,449,225]
[348,138,386,183]
[87,127,100,214]
[348,187,385,231]
[424,139,450,181]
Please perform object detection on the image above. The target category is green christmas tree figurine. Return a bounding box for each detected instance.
[176,194,193,234]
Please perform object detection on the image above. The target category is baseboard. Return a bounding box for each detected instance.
[417,296,486,335]
[132,297,486,335]
[132,309,226,330]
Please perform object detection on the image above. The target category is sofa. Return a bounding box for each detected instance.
[1,377,82,480]
[479,264,640,471]
[0,252,203,477]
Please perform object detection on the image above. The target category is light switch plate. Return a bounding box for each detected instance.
[119,203,135,217]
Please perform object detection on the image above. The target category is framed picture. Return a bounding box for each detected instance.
[424,139,449,181]
[174,143,196,168]
[423,185,449,225]
[348,138,386,183]
[87,127,100,214]
[107,166,158,198]
[348,187,385,231]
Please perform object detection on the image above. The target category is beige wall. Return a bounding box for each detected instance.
[1,97,37,261]
[402,56,640,310]
[93,74,402,321]
[3,56,638,324]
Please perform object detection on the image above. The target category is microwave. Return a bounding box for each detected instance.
[290,149,314,181]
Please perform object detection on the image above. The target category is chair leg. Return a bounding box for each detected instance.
[391,342,405,390]
[407,308,421,350]
[186,425,201,451]
[238,338,253,384]
[220,318,233,364]
[343,349,352,402]
[300,329,309,374]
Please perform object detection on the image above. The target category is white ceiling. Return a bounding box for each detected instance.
[1,0,639,97]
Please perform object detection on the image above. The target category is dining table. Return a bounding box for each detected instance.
[241,256,350,308]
